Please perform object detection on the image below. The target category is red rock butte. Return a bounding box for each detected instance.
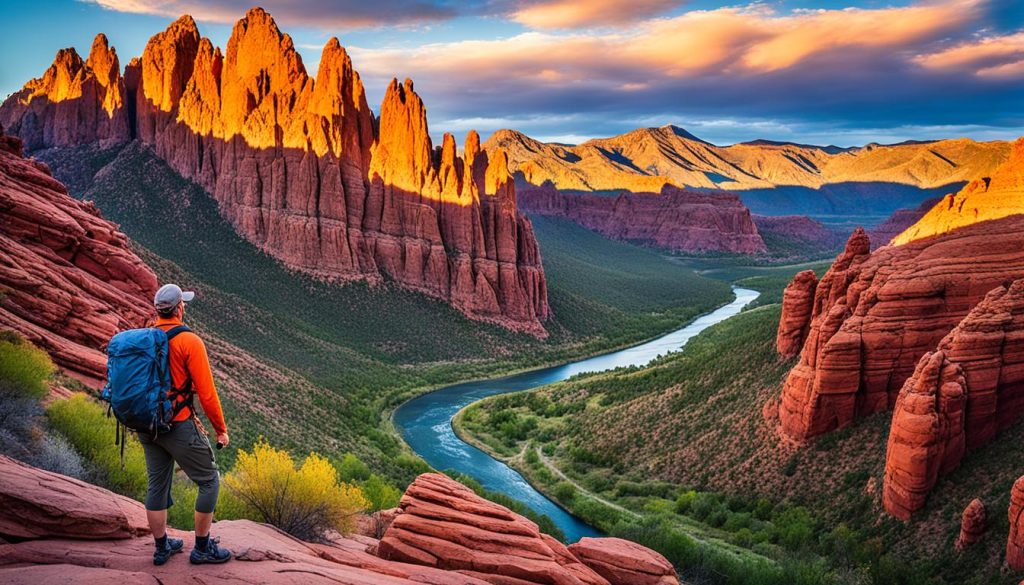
[0,8,550,335]
[0,128,156,386]
[518,183,766,254]
[883,279,1024,519]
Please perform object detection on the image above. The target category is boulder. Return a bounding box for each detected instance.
[567,537,678,585]
[955,499,987,551]
[0,455,149,540]
[1009,476,1024,571]
[776,270,818,357]
[377,473,610,585]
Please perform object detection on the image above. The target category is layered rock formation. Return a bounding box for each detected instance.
[518,183,766,254]
[882,351,967,520]
[0,457,677,585]
[567,538,677,585]
[883,280,1024,518]
[487,127,1010,193]
[0,9,549,334]
[752,215,845,256]
[893,139,1024,246]
[0,34,129,150]
[776,270,818,357]
[777,205,1024,442]
[1009,476,1024,571]
[0,129,155,385]
[956,499,987,551]
[378,473,680,585]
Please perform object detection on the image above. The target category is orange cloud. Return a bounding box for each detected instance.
[351,0,985,83]
[512,0,682,29]
[916,32,1024,79]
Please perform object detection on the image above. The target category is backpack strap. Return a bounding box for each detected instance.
[162,325,195,419]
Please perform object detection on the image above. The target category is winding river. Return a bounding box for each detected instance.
[393,287,760,542]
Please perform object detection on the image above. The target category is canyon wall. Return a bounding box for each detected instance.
[0,129,155,385]
[776,142,1024,443]
[883,280,1024,519]
[0,9,549,334]
[518,184,766,254]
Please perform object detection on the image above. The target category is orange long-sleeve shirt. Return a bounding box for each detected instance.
[154,317,228,435]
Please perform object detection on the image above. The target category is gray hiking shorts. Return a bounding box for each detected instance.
[137,418,220,513]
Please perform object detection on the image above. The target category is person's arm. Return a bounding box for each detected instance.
[185,334,228,437]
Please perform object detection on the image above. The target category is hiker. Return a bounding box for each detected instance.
[139,284,232,566]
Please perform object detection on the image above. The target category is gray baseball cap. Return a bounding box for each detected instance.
[154,284,195,310]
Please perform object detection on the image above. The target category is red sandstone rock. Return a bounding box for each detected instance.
[378,473,611,585]
[778,181,1024,442]
[776,270,818,357]
[567,537,678,585]
[883,279,1024,517]
[0,8,550,334]
[0,130,156,385]
[955,499,987,551]
[753,215,845,255]
[1009,476,1024,571]
[0,34,129,150]
[882,351,966,520]
[0,455,149,540]
[519,183,765,254]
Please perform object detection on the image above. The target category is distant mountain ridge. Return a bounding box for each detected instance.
[485,126,1011,196]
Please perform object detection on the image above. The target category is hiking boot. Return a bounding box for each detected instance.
[153,537,184,566]
[190,536,232,564]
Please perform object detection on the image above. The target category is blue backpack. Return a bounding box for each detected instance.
[101,326,193,449]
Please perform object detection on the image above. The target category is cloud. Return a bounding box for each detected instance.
[916,31,1024,79]
[347,0,1022,145]
[80,0,459,29]
[511,0,683,29]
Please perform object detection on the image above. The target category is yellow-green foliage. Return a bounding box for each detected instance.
[0,331,56,398]
[46,393,147,499]
[223,439,368,541]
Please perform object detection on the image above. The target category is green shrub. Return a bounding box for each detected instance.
[554,481,577,502]
[0,331,55,399]
[334,453,372,483]
[47,393,147,499]
[361,474,401,511]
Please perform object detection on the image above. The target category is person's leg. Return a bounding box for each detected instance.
[167,419,230,564]
[138,434,183,564]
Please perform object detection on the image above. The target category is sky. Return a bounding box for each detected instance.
[0,0,1022,146]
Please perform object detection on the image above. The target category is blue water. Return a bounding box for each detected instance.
[392,287,760,543]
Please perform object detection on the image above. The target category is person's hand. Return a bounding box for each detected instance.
[216,432,229,448]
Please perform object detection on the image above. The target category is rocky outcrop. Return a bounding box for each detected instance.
[1009,476,1024,571]
[0,455,149,540]
[881,351,966,520]
[777,199,1024,442]
[567,538,677,585]
[0,9,550,334]
[753,215,845,257]
[0,130,156,386]
[776,270,818,357]
[867,197,939,249]
[894,138,1024,246]
[883,280,1024,518]
[0,458,676,585]
[955,499,987,551]
[378,473,679,585]
[519,183,766,254]
[0,34,129,150]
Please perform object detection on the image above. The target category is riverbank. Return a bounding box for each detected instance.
[392,288,760,542]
